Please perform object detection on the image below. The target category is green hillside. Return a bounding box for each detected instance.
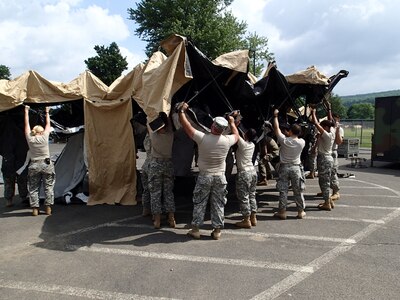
[340,90,400,107]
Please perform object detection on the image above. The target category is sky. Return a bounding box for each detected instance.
[1,0,399,96]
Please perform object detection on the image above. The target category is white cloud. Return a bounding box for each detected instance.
[0,0,143,82]
[1,0,400,95]
[231,0,400,95]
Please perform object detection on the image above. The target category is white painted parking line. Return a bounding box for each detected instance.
[331,194,399,198]
[250,181,400,300]
[251,208,400,300]
[304,216,385,224]
[227,212,385,224]
[304,185,385,189]
[110,223,356,244]
[222,230,356,244]
[335,204,400,210]
[69,245,314,273]
[0,278,176,300]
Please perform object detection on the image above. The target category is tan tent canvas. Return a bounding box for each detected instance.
[0,35,195,205]
[285,65,330,85]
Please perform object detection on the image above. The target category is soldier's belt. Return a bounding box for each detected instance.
[199,171,225,176]
[237,166,255,172]
[31,158,51,165]
[31,158,50,162]
[280,163,301,166]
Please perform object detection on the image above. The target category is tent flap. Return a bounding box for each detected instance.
[84,99,137,205]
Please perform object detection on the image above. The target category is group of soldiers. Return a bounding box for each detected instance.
[2,102,343,241]
[139,102,344,240]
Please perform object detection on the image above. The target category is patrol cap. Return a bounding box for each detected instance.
[213,116,228,131]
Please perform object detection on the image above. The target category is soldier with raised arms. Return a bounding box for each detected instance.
[178,102,239,240]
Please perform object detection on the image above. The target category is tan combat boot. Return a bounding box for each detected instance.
[235,216,251,229]
[32,208,39,216]
[187,225,201,239]
[318,201,332,211]
[297,209,306,219]
[211,228,221,240]
[273,209,287,220]
[167,212,176,228]
[250,212,257,226]
[45,205,52,215]
[153,214,161,229]
[330,198,335,209]
[330,192,340,201]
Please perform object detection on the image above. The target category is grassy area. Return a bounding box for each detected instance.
[343,127,373,148]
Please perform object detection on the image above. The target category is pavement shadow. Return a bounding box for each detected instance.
[32,196,196,252]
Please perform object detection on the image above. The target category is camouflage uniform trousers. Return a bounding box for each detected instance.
[276,164,305,210]
[317,154,334,201]
[28,161,55,207]
[330,150,340,194]
[141,157,151,211]
[148,158,175,214]
[236,169,257,216]
[306,151,317,173]
[3,172,28,201]
[191,173,227,229]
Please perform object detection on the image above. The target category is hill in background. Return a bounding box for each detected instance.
[340,90,400,107]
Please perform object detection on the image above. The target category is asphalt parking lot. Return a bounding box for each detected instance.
[1,147,400,299]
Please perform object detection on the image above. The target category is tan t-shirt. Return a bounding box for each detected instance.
[26,132,50,160]
[235,136,255,171]
[149,127,174,159]
[193,130,237,173]
[276,132,305,164]
[318,130,335,155]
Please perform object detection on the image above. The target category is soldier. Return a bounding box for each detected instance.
[148,115,175,229]
[311,108,335,211]
[272,109,306,219]
[24,106,55,216]
[178,102,239,240]
[235,128,258,228]
[257,134,280,186]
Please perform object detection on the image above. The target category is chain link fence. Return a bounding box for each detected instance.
[340,119,374,148]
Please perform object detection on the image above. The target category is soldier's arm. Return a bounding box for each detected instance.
[178,103,196,139]
[24,105,31,136]
[44,107,51,134]
[272,109,282,137]
[228,116,239,143]
[311,109,325,135]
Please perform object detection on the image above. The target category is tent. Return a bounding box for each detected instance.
[0,34,348,205]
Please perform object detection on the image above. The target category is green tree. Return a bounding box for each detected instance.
[330,94,347,119]
[84,42,128,86]
[128,0,248,59]
[0,64,11,80]
[245,32,274,77]
[347,103,374,119]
